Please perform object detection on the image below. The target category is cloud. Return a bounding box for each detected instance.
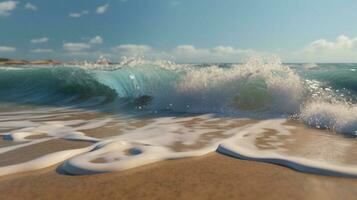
[304,35,357,52]
[172,45,256,63]
[112,44,154,56]
[111,44,257,63]
[62,37,103,55]
[292,35,357,62]
[24,2,37,11]
[63,43,90,51]
[69,10,89,18]
[0,0,18,16]
[89,36,103,44]
[96,4,108,14]
[30,48,53,53]
[31,37,49,44]
[0,46,16,52]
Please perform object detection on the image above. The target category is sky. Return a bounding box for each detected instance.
[1,0,357,63]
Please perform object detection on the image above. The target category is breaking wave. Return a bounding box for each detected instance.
[1,58,357,135]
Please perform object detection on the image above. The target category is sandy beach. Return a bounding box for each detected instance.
[1,111,357,200]
[0,152,357,200]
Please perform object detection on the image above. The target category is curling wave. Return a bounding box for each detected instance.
[1,58,357,135]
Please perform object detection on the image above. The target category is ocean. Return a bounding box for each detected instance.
[1,57,357,176]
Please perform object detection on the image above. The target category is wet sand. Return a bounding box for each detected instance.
[0,139,92,167]
[1,111,357,200]
[1,153,357,200]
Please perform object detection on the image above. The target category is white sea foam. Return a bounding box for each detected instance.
[303,63,319,70]
[301,101,357,136]
[1,110,357,177]
[146,57,304,114]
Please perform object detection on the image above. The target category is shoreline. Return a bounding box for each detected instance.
[1,153,357,200]
[1,104,357,199]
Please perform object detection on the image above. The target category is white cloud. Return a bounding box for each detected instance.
[69,10,89,18]
[111,44,257,63]
[24,2,37,11]
[63,43,90,51]
[31,37,49,44]
[30,48,53,53]
[304,35,357,52]
[96,4,108,14]
[174,45,200,54]
[112,44,154,56]
[292,35,357,62]
[0,0,18,16]
[172,45,256,63]
[0,46,16,52]
[89,36,103,44]
[62,37,103,54]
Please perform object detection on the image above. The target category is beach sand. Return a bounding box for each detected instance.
[1,117,357,200]
[1,152,357,200]
[1,110,357,199]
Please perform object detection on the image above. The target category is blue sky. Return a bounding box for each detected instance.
[1,0,357,62]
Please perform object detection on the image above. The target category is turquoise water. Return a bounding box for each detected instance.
[0,62,356,112]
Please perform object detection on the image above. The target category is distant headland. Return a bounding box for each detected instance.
[0,57,113,66]
[0,58,61,65]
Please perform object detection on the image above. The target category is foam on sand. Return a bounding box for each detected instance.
[2,111,357,177]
